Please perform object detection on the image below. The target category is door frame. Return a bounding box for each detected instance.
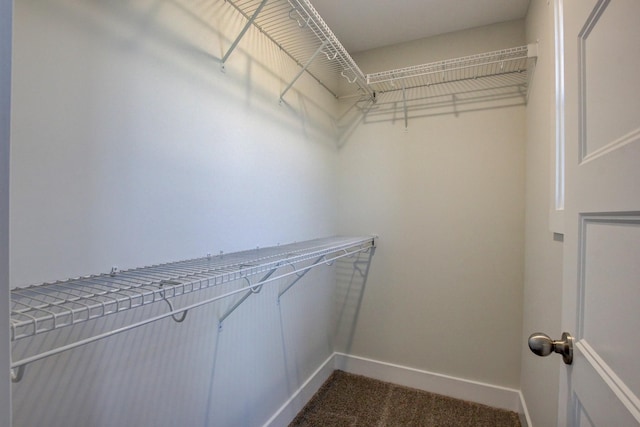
[0,1,13,426]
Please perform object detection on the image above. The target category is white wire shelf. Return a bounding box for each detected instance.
[366,44,537,94]
[223,0,371,99]
[10,236,376,343]
[217,0,536,107]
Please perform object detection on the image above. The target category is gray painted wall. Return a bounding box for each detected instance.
[336,21,527,389]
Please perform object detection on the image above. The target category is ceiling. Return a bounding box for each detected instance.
[311,0,531,53]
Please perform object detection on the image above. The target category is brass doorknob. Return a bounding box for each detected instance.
[528,332,573,365]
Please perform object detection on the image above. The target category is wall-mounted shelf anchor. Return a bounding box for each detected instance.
[11,365,25,383]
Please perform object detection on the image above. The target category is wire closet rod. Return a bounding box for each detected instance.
[11,236,376,377]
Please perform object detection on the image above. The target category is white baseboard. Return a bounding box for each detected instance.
[265,352,532,426]
[518,390,533,427]
[334,353,523,413]
[262,353,335,427]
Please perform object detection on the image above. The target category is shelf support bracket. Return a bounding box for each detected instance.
[221,0,270,71]
[280,40,328,102]
[218,267,278,331]
[402,81,408,130]
[288,6,311,28]
[162,298,188,323]
[11,365,25,383]
[278,255,326,302]
[340,68,358,84]
[159,281,189,323]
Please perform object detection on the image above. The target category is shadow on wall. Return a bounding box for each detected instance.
[332,248,376,355]
[337,97,372,148]
[337,73,528,146]
[28,0,339,145]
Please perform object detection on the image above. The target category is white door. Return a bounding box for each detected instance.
[560,0,640,425]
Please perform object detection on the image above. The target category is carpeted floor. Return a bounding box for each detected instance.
[290,370,522,427]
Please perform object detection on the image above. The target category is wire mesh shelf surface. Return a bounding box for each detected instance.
[224,0,370,97]
[366,45,536,93]
[10,236,376,342]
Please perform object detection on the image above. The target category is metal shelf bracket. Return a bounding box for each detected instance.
[288,3,311,28]
[402,81,408,130]
[11,365,25,383]
[277,255,325,302]
[280,39,328,102]
[221,0,270,71]
[159,282,189,323]
[217,268,276,331]
[340,68,358,84]
[323,48,338,61]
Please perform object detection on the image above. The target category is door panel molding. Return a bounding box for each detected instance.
[577,212,640,416]
[577,212,640,337]
[577,0,609,161]
[576,340,640,423]
[578,0,640,161]
[580,127,640,165]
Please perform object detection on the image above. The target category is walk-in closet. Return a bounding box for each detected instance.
[2,0,639,426]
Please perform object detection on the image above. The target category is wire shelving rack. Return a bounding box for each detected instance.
[366,45,537,93]
[222,0,372,100]
[218,0,537,117]
[10,236,376,380]
[364,44,538,128]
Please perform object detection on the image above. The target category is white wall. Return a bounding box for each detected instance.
[10,1,341,426]
[352,20,528,74]
[336,22,526,389]
[0,1,13,426]
[520,1,564,425]
[11,0,339,286]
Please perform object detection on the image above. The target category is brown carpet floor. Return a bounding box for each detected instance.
[290,370,522,427]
